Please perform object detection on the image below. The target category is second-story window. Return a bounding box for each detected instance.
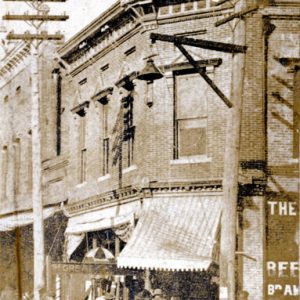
[72,101,89,183]
[27,131,32,192]
[56,71,62,156]
[122,93,135,168]
[175,70,208,159]
[13,138,21,194]
[1,146,8,201]
[79,117,87,183]
[102,104,109,175]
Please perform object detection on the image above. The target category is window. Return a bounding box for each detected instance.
[122,95,135,168]
[103,138,109,175]
[13,139,21,194]
[27,131,32,191]
[56,72,62,156]
[175,71,208,159]
[293,68,300,158]
[1,146,8,201]
[100,105,109,176]
[79,117,87,183]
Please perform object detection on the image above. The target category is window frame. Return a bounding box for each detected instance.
[174,69,209,160]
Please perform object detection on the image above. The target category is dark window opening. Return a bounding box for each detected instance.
[124,46,136,56]
[103,138,110,175]
[80,148,87,183]
[56,73,62,156]
[101,64,109,72]
[79,117,87,183]
[78,78,87,85]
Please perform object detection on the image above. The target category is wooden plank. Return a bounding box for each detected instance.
[175,43,233,108]
[150,33,247,54]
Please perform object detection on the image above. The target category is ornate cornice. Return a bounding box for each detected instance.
[149,180,223,194]
[0,42,30,82]
[66,186,140,216]
[66,180,223,215]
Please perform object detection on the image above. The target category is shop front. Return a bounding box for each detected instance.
[52,193,222,300]
[117,194,221,300]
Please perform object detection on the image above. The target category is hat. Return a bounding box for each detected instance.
[153,289,163,296]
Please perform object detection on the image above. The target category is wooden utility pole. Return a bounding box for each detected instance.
[2,1,68,299]
[219,1,246,299]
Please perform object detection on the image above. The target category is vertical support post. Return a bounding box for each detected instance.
[15,227,22,300]
[31,40,45,300]
[220,2,246,300]
[115,236,120,257]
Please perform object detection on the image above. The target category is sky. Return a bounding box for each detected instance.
[0,0,117,58]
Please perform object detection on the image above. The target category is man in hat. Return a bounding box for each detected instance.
[152,289,167,300]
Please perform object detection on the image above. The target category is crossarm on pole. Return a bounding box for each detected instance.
[150,33,247,54]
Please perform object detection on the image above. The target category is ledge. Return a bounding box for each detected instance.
[71,101,90,117]
[75,181,87,189]
[91,86,114,105]
[97,174,111,182]
[170,155,212,165]
[115,71,137,90]
[122,165,138,174]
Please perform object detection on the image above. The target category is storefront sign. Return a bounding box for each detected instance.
[51,262,116,275]
[266,199,299,298]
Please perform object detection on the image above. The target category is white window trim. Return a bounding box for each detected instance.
[97,173,111,182]
[170,155,212,165]
[122,164,137,174]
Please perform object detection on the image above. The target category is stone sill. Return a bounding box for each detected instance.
[75,181,87,189]
[122,165,138,174]
[97,174,111,182]
[170,156,212,165]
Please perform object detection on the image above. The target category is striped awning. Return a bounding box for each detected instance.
[117,195,221,271]
[0,206,59,231]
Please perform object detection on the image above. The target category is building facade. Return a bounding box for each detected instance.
[0,0,299,299]
[0,40,68,297]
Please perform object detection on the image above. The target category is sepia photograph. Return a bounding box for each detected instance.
[0,0,299,299]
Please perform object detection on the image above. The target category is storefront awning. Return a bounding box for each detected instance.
[65,200,141,235]
[65,200,142,259]
[117,195,221,271]
[0,206,59,231]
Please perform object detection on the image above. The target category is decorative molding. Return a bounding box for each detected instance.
[66,186,140,215]
[91,86,114,104]
[42,157,69,172]
[69,25,140,77]
[115,71,137,90]
[66,180,223,215]
[149,180,223,194]
[162,58,222,72]
[71,100,90,117]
